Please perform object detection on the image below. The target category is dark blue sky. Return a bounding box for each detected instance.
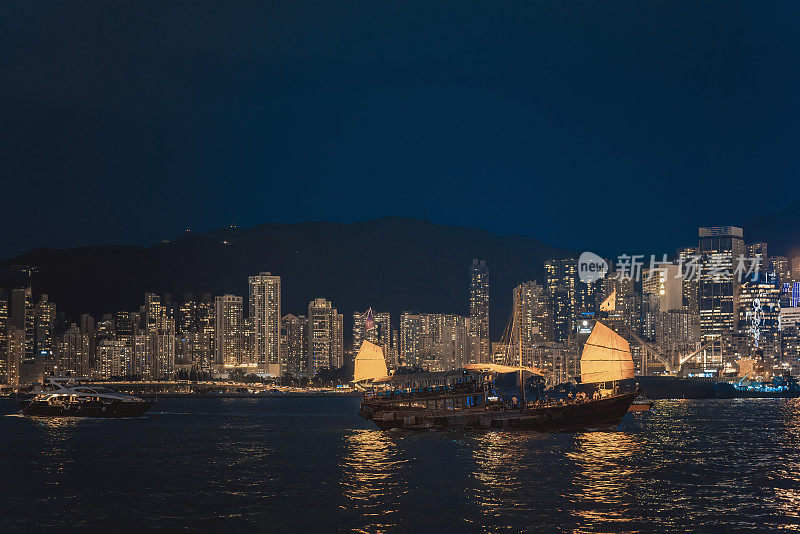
[3,1,799,259]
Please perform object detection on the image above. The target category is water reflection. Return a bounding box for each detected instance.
[567,432,638,531]
[470,432,540,517]
[24,416,90,479]
[340,430,408,532]
[772,400,800,529]
[29,416,86,430]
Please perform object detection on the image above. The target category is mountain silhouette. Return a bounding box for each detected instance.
[0,218,570,341]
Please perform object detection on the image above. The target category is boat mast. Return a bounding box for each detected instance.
[516,286,526,407]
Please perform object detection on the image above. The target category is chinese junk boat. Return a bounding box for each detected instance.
[358,320,637,432]
[19,379,154,418]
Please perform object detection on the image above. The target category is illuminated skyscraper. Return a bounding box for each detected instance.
[56,323,91,378]
[746,242,769,273]
[400,312,422,366]
[468,259,490,363]
[657,309,701,366]
[281,314,307,376]
[307,298,343,375]
[737,275,782,360]
[151,331,175,379]
[214,295,245,367]
[677,246,700,314]
[398,312,469,372]
[35,294,57,377]
[11,287,38,384]
[144,293,171,333]
[11,288,34,359]
[514,281,552,351]
[139,293,175,379]
[599,277,636,333]
[0,290,7,383]
[771,256,790,284]
[545,258,577,342]
[782,282,800,308]
[6,326,24,386]
[793,257,800,283]
[433,314,469,371]
[175,295,214,372]
[698,226,745,361]
[642,265,682,312]
[98,339,131,379]
[353,309,391,362]
[249,272,282,374]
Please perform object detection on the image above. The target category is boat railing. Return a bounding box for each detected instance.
[365,381,485,401]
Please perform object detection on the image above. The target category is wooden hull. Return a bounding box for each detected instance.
[360,391,636,432]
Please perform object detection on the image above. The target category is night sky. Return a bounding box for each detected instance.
[3,1,799,260]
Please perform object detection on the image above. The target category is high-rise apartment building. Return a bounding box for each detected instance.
[97,339,131,379]
[11,288,34,359]
[144,293,171,333]
[782,282,800,308]
[771,256,791,284]
[249,272,281,375]
[468,259,490,363]
[747,242,769,274]
[281,314,307,376]
[129,334,151,377]
[11,287,39,384]
[175,293,214,371]
[432,314,469,371]
[598,277,636,333]
[151,332,175,379]
[737,276,782,360]
[698,226,745,361]
[139,293,176,379]
[35,294,57,377]
[0,290,7,383]
[175,294,215,371]
[657,309,701,367]
[214,295,245,367]
[513,281,553,353]
[307,298,343,375]
[643,264,682,312]
[400,312,422,366]
[6,326,24,386]
[353,309,391,361]
[545,258,577,343]
[677,246,700,314]
[56,323,91,378]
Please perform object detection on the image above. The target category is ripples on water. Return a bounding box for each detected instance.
[2,398,800,532]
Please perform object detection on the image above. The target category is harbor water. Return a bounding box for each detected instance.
[2,396,800,532]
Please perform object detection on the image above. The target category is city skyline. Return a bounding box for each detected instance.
[4,3,799,531]
[3,222,800,387]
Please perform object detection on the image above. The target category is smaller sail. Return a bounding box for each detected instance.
[599,290,616,312]
[353,340,388,383]
[580,321,634,383]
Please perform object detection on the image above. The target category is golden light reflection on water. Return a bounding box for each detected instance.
[340,430,409,532]
[30,416,86,430]
[22,415,88,477]
[470,431,541,516]
[567,432,638,530]
[772,399,800,529]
